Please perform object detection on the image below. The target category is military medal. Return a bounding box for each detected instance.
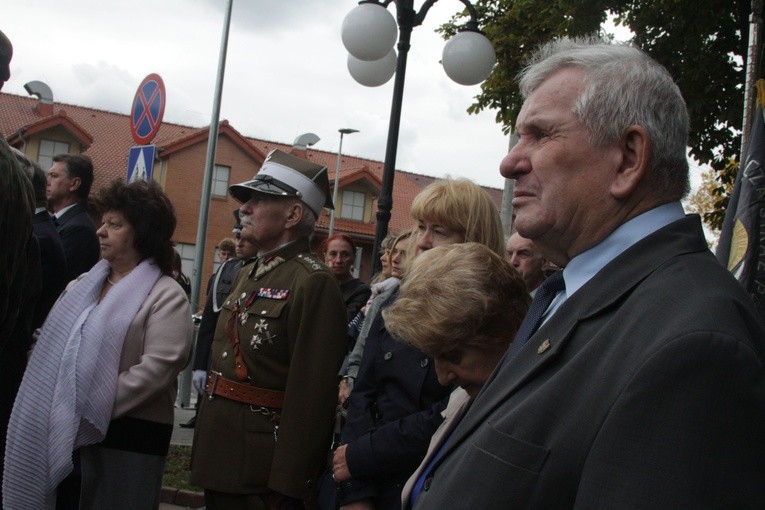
[250,319,275,349]
[235,291,257,326]
[254,319,268,333]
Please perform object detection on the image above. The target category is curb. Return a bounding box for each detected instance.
[160,486,205,508]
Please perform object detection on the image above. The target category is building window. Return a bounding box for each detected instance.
[38,139,70,171]
[340,190,365,221]
[176,242,196,280]
[212,165,230,197]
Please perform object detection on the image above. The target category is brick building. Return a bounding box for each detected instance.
[0,88,503,310]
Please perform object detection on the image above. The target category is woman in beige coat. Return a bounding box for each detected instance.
[3,179,193,510]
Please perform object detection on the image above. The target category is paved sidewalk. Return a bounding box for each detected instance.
[171,404,196,446]
[161,400,204,509]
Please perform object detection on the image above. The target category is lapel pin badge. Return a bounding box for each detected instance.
[537,339,552,354]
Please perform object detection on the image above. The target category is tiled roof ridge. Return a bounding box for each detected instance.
[1,91,202,130]
[2,91,503,192]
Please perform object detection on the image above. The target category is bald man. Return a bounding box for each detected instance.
[506,232,546,294]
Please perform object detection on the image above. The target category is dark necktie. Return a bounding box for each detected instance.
[504,270,566,363]
[52,216,59,227]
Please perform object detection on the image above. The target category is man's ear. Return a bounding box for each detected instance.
[69,176,82,193]
[611,125,650,200]
[284,202,303,229]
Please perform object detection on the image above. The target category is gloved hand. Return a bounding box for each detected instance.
[193,370,207,395]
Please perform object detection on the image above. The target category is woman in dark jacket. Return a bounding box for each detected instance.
[332,178,506,509]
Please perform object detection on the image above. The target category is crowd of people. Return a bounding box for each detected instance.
[2,29,765,510]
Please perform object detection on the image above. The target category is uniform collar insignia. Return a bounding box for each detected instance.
[254,256,285,279]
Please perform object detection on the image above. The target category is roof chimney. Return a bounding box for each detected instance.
[291,132,320,159]
[24,80,54,116]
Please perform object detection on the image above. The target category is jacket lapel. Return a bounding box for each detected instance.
[55,203,84,228]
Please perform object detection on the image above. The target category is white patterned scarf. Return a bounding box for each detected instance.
[3,258,161,510]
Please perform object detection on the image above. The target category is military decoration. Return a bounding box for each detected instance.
[250,319,275,349]
[257,288,290,300]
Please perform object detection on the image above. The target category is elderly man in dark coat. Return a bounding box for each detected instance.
[410,37,765,510]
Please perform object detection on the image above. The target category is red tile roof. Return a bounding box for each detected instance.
[0,91,503,236]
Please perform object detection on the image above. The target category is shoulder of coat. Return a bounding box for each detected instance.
[294,252,328,273]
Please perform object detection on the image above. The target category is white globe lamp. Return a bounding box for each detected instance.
[347,49,397,87]
[442,30,496,85]
[341,3,398,61]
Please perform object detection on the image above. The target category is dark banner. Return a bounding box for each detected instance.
[716,80,765,322]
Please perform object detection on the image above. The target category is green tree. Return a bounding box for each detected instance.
[442,0,749,227]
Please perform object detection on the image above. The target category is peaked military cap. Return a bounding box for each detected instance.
[229,149,333,217]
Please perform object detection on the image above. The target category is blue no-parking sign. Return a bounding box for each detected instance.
[127,145,156,182]
[130,73,165,145]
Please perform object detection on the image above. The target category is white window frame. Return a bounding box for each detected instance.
[38,139,71,171]
[212,165,230,197]
[340,190,365,221]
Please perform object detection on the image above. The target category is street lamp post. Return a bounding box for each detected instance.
[329,128,360,236]
[341,0,495,272]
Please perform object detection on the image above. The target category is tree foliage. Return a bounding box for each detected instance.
[686,162,735,232]
[441,0,750,226]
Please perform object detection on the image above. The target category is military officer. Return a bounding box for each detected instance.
[191,149,348,510]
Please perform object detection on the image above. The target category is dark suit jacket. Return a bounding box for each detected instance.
[340,291,450,508]
[55,202,99,282]
[413,215,765,509]
[32,210,68,329]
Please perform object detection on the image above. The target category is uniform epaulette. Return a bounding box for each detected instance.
[295,253,327,273]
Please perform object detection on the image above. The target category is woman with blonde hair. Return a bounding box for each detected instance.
[333,177,504,510]
[409,177,504,258]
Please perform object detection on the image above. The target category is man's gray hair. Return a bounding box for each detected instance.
[519,36,690,200]
[291,198,317,238]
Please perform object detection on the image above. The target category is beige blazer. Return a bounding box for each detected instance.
[111,275,193,424]
[401,387,472,509]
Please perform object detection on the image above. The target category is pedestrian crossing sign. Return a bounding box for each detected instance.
[127,145,156,182]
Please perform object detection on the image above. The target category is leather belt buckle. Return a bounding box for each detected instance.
[206,371,222,401]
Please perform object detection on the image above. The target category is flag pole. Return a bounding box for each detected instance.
[741,0,764,154]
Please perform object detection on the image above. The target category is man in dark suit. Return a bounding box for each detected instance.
[47,153,99,282]
[412,37,765,509]
[13,148,68,329]
[31,163,68,328]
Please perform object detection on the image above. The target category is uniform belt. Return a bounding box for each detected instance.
[206,371,285,408]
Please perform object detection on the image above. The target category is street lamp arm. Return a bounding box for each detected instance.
[456,0,479,24]
[391,0,480,29]
[410,0,438,27]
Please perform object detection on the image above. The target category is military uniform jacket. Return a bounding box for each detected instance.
[190,237,347,502]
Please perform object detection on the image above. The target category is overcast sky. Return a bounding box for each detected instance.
[4,0,702,191]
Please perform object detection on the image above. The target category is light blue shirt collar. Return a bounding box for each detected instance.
[546,202,685,319]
